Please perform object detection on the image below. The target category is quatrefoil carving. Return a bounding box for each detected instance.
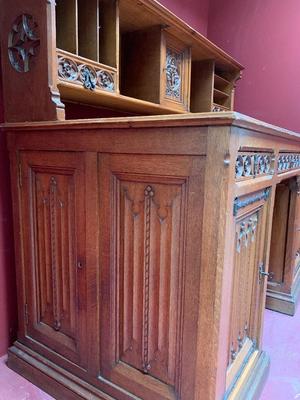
[8,14,40,73]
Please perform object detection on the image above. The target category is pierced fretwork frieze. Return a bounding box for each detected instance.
[277,153,300,173]
[57,52,116,93]
[212,105,227,112]
[235,152,274,180]
[8,14,40,72]
[165,48,182,101]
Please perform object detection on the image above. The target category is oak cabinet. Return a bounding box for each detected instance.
[5,113,300,400]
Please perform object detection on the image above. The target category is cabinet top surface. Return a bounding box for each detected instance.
[2,112,300,142]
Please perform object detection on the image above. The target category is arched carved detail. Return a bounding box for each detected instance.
[8,14,40,73]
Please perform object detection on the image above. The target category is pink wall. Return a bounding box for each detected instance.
[159,0,209,35]
[0,53,17,357]
[208,0,300,132]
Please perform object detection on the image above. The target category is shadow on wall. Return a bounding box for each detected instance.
[0,52,18,356]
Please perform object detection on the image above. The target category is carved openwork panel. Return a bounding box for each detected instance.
[57,50,116,92]
[277,152,300,173]
[117,178,185,387]
[8,14,40,72]
[165,47,183,101]
[235,151,275,181]
[21,152,87,367]
[229,211,260,366]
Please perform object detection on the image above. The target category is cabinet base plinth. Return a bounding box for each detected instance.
[7,342,114,400]
[225,351,270,400]
[266,272,300,316]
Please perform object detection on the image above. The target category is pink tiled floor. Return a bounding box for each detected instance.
[0,306,299,399]
[260,306,300,400]
[0,355,53,400]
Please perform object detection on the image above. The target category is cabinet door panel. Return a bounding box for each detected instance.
[20,151,87,368]
[98,154,204,400]
[226,189,270,391]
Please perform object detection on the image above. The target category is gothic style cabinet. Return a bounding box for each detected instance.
[267,175,300,315]
[4,113,300,400]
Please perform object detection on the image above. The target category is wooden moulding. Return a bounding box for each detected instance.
[8,342,114,400]
[266,271,300,316]
[225,351,270,400]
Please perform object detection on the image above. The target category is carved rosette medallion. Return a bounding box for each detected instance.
[165,48,182,100]
[97,70,115,92]
[79,65,97,90]
[8,14,40,73]
[58,57,79,81]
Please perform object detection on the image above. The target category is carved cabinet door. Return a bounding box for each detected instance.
[226,189,271,392]
[19,151,88,368]
[98,154,204,400]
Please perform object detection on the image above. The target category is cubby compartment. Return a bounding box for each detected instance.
[56,0,118,67]
[190,60,214,112]
[77,0,99,61]
[120,27,191,111]
[56,0,78,54]
[120,26,162,104]
[190,61,239,112]
[213,67,236,111]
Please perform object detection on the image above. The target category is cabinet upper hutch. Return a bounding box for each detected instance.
[0,0,243,122]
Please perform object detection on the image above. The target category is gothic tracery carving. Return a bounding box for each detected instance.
[165,48,182,100]
[57,54,115,92]
[8,14,40,73]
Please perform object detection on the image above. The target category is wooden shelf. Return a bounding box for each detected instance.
[214,88,230,100]
[58,80,185,115]
[214,73,230,85]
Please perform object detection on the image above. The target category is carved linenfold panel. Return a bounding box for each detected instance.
[34,172,76,338]
[118,179,185,386]
[8,14,40,73]
[57,50,116,92]
[235,152,274,180]
[165,48,183,101]
[229,210,261,366]
[277,153,300,173]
